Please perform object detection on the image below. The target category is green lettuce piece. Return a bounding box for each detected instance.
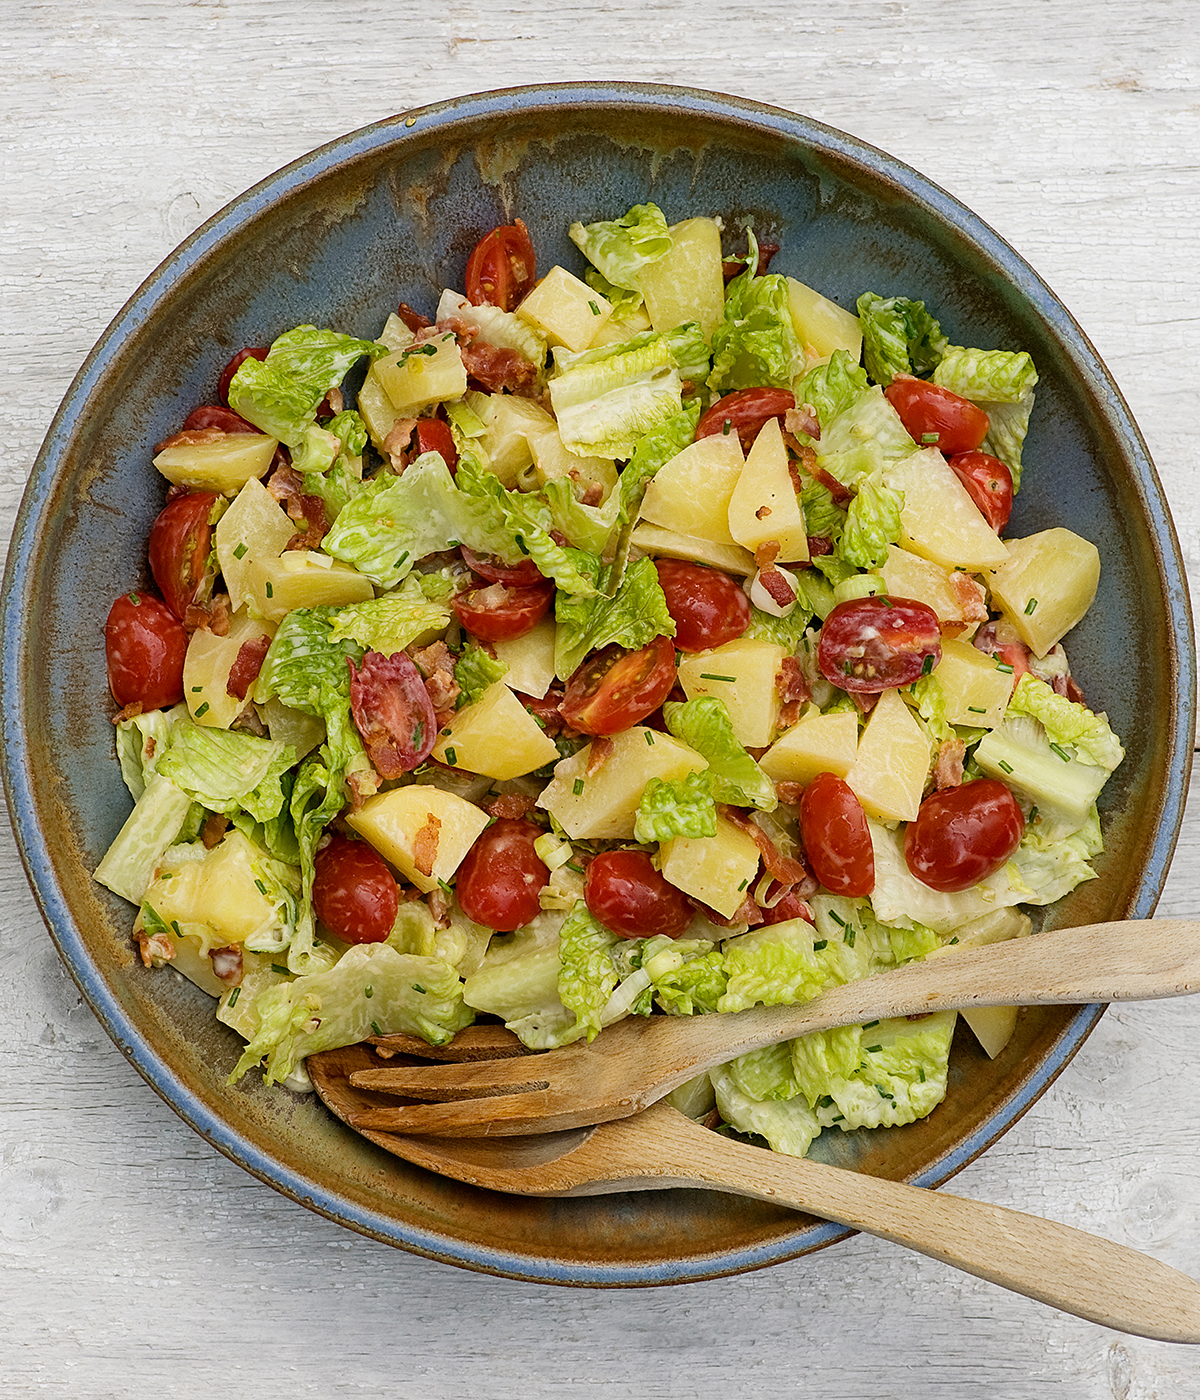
[93,772,198,906]
[543,476,623,557]
[795,350,870,431]
[463,919,573,1037]
[980,395,1035,488]
[662,696,776,812]
[789,1022,864,1103]
[455,643,508,706]
[839,476,904,570]
[903,673,953,742]
[709,268,807,395]
[817,384,918,492]
[634,769,717,844]
[115,704,184,800]
[728,1041,799,1102]
[301,460,361,523]
[745,599,816,649]
[155,718,297,825]
[660,322,712,383]
[229,945,473,1086]
[649,942,728,1015]
[718,920,839,1014]
[254,606,360,725]
[809,894,938,980]
[710,1061,821,1157]
[798,476,847,547]
[856,293,948,385]
[548,333,683,460]
[810,553,859,589]
[553,553,673,680]
[438,290,548,368]
[568,203,673,292]
[585,266,645,317]
[557,903,622,1042]
[326,575,453,656]
[932,345,1037,404]
[974,713,1111,842]
[1006,673,1124,770]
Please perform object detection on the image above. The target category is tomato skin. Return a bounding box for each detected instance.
[884,377,990,454]
[455,819,549,931]
[653,559,751,652]
[560,635,677,737]
[695,387,796,453]
[759,890,816,926]
[464,220,536,312]
[414,416,458,471]
[904,779,1025,893]
[218,347,269,404]
[947,450,1013,533]
[148,490,219,619]
[584,849,694,939]
[312,835,399,944]
[348,650,437,778]
[460,547,544,588]
[799,773,875,896]
[183,405,259,435]
[452,578,554,643]
[818,596,942,693]
[104,592,187,711]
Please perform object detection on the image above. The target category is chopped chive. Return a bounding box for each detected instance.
[169,919,181,936]
[918,1067,926,1083]
[996,661,1014,674]
[233,542,248,559]
[445,746,457,765]
[371,1020,383,1036]
[412,984,427,995]
[437,878,453,895]
[722,419,732,435]
[191,685,204,693]
[272,964,289,975]
[441,728,452,736]
[813,939,828,951]
[843,928,856,947]
[1024,597,1039,614]
[832,1113,845,1122]
[1029,805,1039,821]
[254,879,268,896]
[588,300,601,315]
[737,878,749,892]
[364,985,374,999]
[573,778,585,796]
[967,705,986,714]
[921,432,939,444]
[866,1044,883,1054]
[1050,742,1072,762]
[265,581,273,598]
[863,1020,879,1029]
[227,986,240,1007]
[644,731,655,745]
[127,592,142,606]
[566,862,584,874]
[699,673,737,683]
[194,702,210,717]
[921,653,934,675]
[949,936,960,945]
[878,1088,894,1100]
[828,910,846,926]
[998,759,1014,774]
[817,1094,834,1108]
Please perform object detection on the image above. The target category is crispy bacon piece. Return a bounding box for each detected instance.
[227,634,272,701]
[411,814,442,879]
[208,945,244,986]
[201,813,230,849]
[349,650,438,778]
[774,780,806,807]
[135,928,174,968]
[718,805,812,889]
[698,895,766,930]
[183,594,231,636]
[267,463,331,548]
[182,405,258,434]
[382,417,420,473]
[484,793,539,821]
[775,655,811,730]
[933,737,967,791]
[397,303,432,333]
[722,238,780,282]
[784,404,821,442]
[427,886,452,928]
[410,640,461,724]
[754,541,798,609]
[517,687,572,738]
[154,426,228,454]
[112,700,145,725]
[459,337,539,396]
[944,571,990,636]
[586,735,615,777]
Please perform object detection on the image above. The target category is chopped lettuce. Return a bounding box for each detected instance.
[585,266,644,317]
[543,475,623,557]
[856,293,948,385]
[1006,673,1124,771]
[568,202,673,292]
[549,332,683,460]
[718,919,838,1014]
[662,696,777,812]
[556,903,621,1043]
[796,350,870,430]
[454,642,508,706]
[436,289,548,368]
[647,940,728,1016]
[932,345,1037,404]
[975,713,1111,842]
[93,772,198,906]
[709,267,807,395]
[728,1041,799,1102]
[326,575,453,656]
[155,718,298,825]
[616,398,703,522]
[710,1061,821,1157]
[553,553,673,680]
[634,769,717,844]
[115,704,184,800]
[840,476,904,570]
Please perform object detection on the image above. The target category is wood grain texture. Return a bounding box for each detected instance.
[3,1,1199,1395]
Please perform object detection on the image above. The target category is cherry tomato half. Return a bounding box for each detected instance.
[818,596,942,693]
[218,347,269,405]
[414,416,458,471]
[948,450,1014,533]
[584,849,694,939]
[695,387,796,453]
[455,819,549,931]
[799,773,875,896]
[560,635,677,737]
[452,578,554,643]
[904,779,1025,893]
[312,834,399,944]
[654,559,751,653]
[460,547,544,588]
[182,405,259,435]
[148,490,219,619]
[104,591,187,711]
[348,650,437,778]
[884,377,989,455]
[464,220,536,312]
[759,890,816,927]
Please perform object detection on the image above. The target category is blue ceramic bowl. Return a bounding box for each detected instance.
[2,83,1194,1285]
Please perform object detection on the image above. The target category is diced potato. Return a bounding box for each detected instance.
[759,709,859,786]
[357,313,419,452]
[638,434,745,547]
[347,786,491,894]
[933,638,1013,730]
[373,332,467,417]
[844,687,931,822]
[586,304,654,348]
[726,417,809,562]
[658,812,762,919]
[677,638,787,749]
[153,433,279,495]
[431,682,560,780]
[786,278,863,363]
[467,392,557,488]
[147,830,280,947]
[880,545,986,636]
[629,523,756,577]
[182,609,276,729]
[525,424,617,498]
[539,727,706,840]
[986,528,1101,656]
[165,932,248,999]
[517,264,613,351]
[636,217,726,339]
[884,447,1010,571]
[246,550,374,622]
[494,615,557,700]
[215,478,297,610]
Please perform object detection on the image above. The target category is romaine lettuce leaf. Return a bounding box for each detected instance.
[116,704,184,800]
[557,902,622,1042]
[728,1041,799,1101]
[717,920,839,1014]
[648,941,728,1015]
[549,332,683,460]
[1006,673,1124,771]
[155,718,297,825]
[634,769,717,844]
[454,642,508,706]
[796,350,870,431]
[709,1061,821,1157]
[856,293,948,385]
[709,268,807,395]
[326,575,453,656]
[932,345,1037,404]
[568,203,673,292]
[662,696,777,812]
[543,476,623,557]
[585,266,644,317]
[553,553,673,680]
[839,476,904,570]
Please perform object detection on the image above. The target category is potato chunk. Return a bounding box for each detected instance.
[347,787,491,894]
[636,217,727,339]
[372,332,467,417]
[658,812,762,919]
[677,638,787,749]
[215,477,296,611]
[638,434,745,547]
[986,528,1100,656]
[759,709,860,786]
[933,638,1013,730]
[884,447,1010,571]
[726,417,809,562]
[431,682,560,781]
[153,433,279,495]
[246,551,374,622]
[844,687,931,822]
[629,523,756,577]
[517,264,613,351]
[182,609,276,729]
[786,278,863,363]
[493,615,557,700]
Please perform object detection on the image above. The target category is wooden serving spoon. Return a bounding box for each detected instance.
[309,1042,1200,1344]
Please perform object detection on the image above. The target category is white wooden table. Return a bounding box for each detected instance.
[3,3,1199,1394]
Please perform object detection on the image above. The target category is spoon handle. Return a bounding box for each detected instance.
[648,1107,1200,1343]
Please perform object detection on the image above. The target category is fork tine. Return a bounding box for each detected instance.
[350,1058,553,1101]
[367,1026,531,1062]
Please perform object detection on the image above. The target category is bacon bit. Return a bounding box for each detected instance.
[851,690,879,716]
[153,427,228,454]
[182,404,259,434]
[775,656,811,730]
[775,780,806,806]
[410,640,461,725]
[267,462,331,547]
[586,736,615,777]
[208,944,244,986]
[946,571,989,631]
[347,766,380,809]
[427,886,453,929]
[397,303,432,333]
[754,541,798,609]
[411,814,442,879]
[1063,675,1087,706]
[227,634,272,701]
[325,386,344,416]
[784,405,821,442]
[807,535,833,557]
[183,594,231,636]
[722,238,780,282]
[755,541,781,569]
[460,337,539,396]
[755,505,772,521]
[484,792,539,820]
[383,417,419,473]
[933,738,967,791]
[518,688,571,737]
[135,928,174,968]
[201,813,230,849]
[569,471,604,507]
[699,895,766,930]
[112,700,145,725]
[718,805,811,887]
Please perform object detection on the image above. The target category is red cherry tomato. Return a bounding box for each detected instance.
[104,592,187,711]
[455,819,549,931]
[759,890,816,926]
[818,596,942,693]
[695,387,796,453]
[884,377,990,454]
[182,405,259,434]
[464,220,536,312]
[218,347,269,404]
[348,651,437,778]
[560,635,677,737]
[414,416,458,471]
[312,835,399,944]
[904,779,1025,893]
[452,578,554,643]
[148,490,218,619]
[226,634,271,701]
[584,849,694,939]
[460,547,544,588]
[947,450,1014,533]
[799,773,875,896]
[653,559,751,653]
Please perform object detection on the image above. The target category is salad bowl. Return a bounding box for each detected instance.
[2,82,1193,1286]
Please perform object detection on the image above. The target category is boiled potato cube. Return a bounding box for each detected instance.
[786,278,863,363]
[517,264,613,351]
[629,523,756,577]
[347,787,491,893]
[373,332,466,417]
[658,812,762,919]
[844,687,931,822]
[933,638,1013,730]
[467,391,555,487]
[636,217,726,339]
[494,615,557,700]
[153,433,279,495]
[726,416,809,561]
[759,709,859,786]
[986,528,1100,656]
[147,831,280,947]
[880,545,986,636]
[884,447,1010,571]
[215,477,296,610]
[246,551,374,622]
[525,424,617,498]
[638,434,745,547]
[358,313,418,451]
[677,638,787,749]
[539,727,706,840]
[183,609,276,729]
[432,682,560,780]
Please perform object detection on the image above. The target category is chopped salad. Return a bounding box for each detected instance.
[95,203,1124,1158]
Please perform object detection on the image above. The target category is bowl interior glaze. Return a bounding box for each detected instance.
[2,84,1193,1285]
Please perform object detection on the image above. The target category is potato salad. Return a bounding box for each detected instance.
[95,204,1124,1158]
